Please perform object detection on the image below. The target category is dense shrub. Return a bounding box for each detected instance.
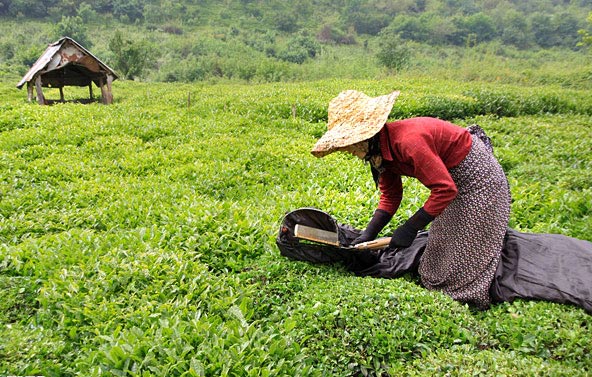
[53,15,92,48]
[277,34,320,64]
[113,0,144,23]
[317,24,356,45]
[109,32,155,80]
[376,31,412,71]
[453,12,497,45]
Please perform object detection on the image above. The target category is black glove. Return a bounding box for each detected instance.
[389,207,434,249]
[351,209,392,245]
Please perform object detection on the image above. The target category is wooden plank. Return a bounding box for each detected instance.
[294,224,340,247]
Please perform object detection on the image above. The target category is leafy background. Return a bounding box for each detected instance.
[1,0,591,86]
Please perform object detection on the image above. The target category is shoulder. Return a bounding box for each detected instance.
[385,117,434,141]
[388,117,458,129]
[387,117,468,139]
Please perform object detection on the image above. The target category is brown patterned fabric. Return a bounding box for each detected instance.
[418,134,511,309]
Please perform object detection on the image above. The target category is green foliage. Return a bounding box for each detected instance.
[1,5,591,86]
[13,44,45,69]
[77,2,97,23]
[579,11,592,49]
[277,33,321,64]
[343,2,391,36]
[316,24,356,45]
[108,31,153,80]
[499,9,530,48]
[454,12,496,45]
[1,0,589,50]
[158,56,206,83]
[388,13,436,44]
[3,0,49,18]
[53,15,92,48]
[1,78,591,375]
[376,32,412,72]
[113,0,144,23]
[279,275,487,375]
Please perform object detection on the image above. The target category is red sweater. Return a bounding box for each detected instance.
[377,117,472,217]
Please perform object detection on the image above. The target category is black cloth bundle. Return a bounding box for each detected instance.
[276,208,592,314]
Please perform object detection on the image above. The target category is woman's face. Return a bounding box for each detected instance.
[339,141,368,160]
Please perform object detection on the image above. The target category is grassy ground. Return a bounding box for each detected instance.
[0,79,590,375]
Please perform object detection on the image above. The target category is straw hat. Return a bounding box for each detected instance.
[311,90,400,157]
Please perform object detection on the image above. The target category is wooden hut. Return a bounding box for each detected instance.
[16,37,118,105]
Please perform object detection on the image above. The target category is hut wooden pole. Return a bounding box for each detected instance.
[34,76,45,105]
[99,75,114,105]
[105,74,114,104]
[99,76,107,104]
[89,83,93,100]
[59,87,65,102]
[27,82,33,102]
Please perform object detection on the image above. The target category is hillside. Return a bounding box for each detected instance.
[1,0,591,86]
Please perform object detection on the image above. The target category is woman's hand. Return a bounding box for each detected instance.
[351,232,376,245]
[350,209,392,246]
[389,223,418,248]
[389,207,434,249]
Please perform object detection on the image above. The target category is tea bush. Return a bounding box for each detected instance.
[1,79,590,375]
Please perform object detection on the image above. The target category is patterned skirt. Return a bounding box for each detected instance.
[418,133,511,309]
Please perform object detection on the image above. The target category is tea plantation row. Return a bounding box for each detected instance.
[0,79,590,375]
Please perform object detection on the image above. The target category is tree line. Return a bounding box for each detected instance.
[1,0,591,84]
[1,0,590,49]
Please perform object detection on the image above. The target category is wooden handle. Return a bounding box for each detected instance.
[353,237,392,250]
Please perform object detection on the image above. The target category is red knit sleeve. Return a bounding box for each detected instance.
[377,172,403,215]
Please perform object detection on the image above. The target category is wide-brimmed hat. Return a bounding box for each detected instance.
[311,90,400,157]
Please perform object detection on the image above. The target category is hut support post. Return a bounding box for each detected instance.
[89,83,93,100]
[34,76,45,105]
[99,77,107,104]
[27,83,33,102]
[59,87,64,102]
[99,75,114,105]
[105,74,114,104]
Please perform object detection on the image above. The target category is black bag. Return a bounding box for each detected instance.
[276,208,592,314]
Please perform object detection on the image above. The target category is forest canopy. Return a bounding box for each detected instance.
[2,0,590,49]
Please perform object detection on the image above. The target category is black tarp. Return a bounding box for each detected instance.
[276,208,592,314]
